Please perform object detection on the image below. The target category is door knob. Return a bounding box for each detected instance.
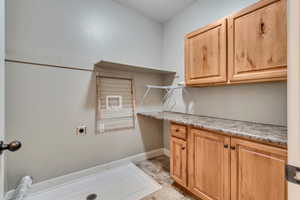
[0,141,22,155]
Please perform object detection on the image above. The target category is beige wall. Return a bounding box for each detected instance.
[5,0,166,191]
[5,62,164,190]
[6,0,163,70]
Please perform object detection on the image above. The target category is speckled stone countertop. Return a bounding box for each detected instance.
[138,111,287,146]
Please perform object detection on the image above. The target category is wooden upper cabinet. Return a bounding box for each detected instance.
[185,19,227,86]
[170,137,187,187]
[231,138,287,200]
[188,128,230,200]
[228,0,287,83]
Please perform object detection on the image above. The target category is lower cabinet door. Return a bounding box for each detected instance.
[189,129,230,200]
[170,137,187,187]
[231,138,287,200]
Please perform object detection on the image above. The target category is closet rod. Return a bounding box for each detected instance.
[5,59,94,72]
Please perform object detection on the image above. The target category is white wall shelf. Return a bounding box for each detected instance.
[141,85,187,105]
[95,60,177,75]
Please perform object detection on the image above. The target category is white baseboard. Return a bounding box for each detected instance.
[5,148,165,200]
[163,148,170,157]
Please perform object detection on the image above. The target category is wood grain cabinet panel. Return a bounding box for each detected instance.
[231,138,287,200]
[228,0,287,83]
[171,124,187,140]
[169,123,287,200]
[185,19,227,86]
[170,137,187,187]
[188,129,230,200]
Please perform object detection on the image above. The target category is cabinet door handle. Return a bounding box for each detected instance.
[224,144,229,148]
[182,147,186,150]
[231,146,236,150]
[260,22,266,34]
[175,129,180,132]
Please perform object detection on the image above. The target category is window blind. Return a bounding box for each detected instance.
[96,76,135,133]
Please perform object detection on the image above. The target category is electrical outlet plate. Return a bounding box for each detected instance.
[76,126,87,136]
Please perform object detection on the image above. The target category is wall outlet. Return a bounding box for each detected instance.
[76,126,87,136]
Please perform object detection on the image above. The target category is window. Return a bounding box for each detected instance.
[96,76,135,133]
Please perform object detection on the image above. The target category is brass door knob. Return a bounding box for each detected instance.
[0,141,22,154]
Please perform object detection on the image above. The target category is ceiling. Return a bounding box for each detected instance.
[113,0,197,23]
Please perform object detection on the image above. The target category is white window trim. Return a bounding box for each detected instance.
[96,75,136,133]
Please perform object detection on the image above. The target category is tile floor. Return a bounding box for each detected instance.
[136,156,197,200]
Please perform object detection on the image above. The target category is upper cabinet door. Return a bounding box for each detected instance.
[228,0,287,83]
[185,19,227,86]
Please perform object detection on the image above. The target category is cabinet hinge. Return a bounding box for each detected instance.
[286,164,300,185]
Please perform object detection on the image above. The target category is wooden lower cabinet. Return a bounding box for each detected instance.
[170,124,287,200]
[188,128,230,200]
[170,136,187,187]
[230,138,287,200]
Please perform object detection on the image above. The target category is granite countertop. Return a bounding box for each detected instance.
[137,111,287,146]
